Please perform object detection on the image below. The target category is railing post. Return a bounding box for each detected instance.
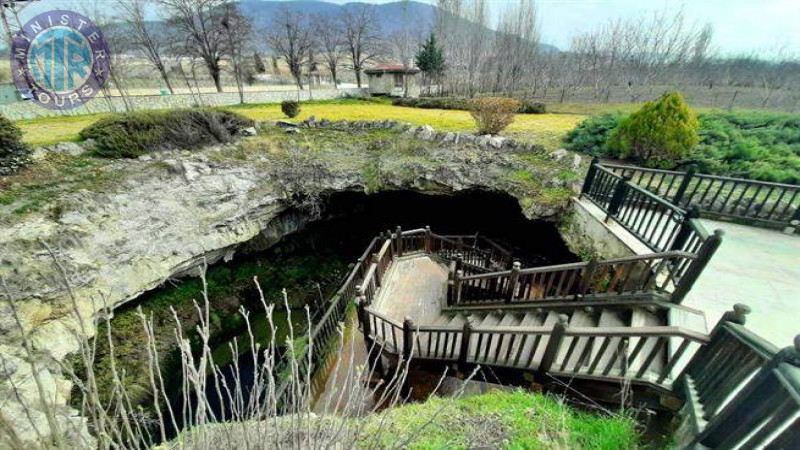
[581,156,600,195]
[424,225,432,253]
[458,321,472,375]
[672,229,724,304]
[356,283,367,307]
[539,314,569,373]
[577,259,598,298]
[452,270,463,305]
[454,253,463,273]
[371,254,381,287]
[606,175,631,221]
[358,296,384,376]
[670,206,701,251]
[507,261,522,303]
[402,316,415,363]
[395,225,403,257]
[672,166,696,206]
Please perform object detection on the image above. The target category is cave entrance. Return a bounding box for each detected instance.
[300,189,578,267]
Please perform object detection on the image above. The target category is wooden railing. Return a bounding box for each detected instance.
[676,305,800,449]
[601,162,800,229]
[359,307,708,391]
[582,163,713,254]
[447,250,713,307]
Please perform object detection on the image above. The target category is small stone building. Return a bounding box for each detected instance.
[364,65,421,98]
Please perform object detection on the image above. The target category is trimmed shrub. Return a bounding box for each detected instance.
[518,101,547,114]
[469,97,520,135]
[607,91,699,167]
[79,109,254,158]
[564,113,625,156]
[393,96,546,114]
[0,114,32,176]
[281,100,300,118]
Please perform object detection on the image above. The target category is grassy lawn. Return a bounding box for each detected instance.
[362,389,639,448]
[17,99,585,150]
[17,113,108,147]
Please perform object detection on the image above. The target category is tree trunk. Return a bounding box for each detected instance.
[208,63,223,93]
[355,66,362,88]
[156,62,175,94]
[331,66,338,88]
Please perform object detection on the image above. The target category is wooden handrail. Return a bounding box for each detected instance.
[564,325,709,342]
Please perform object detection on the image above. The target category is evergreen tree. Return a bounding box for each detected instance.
[253,52,267,73]
[415,33,445,94]
[607,91,699,167]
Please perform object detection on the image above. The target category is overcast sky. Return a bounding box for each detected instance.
[16,0,800,55]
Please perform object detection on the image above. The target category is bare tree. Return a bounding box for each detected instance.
[341,4,382,88]
[0,0,32,47]
[312,13,345,87]
[115,0,176,94]
[158,0,230,92]
[266,7,313,90]
[221,3,252,103]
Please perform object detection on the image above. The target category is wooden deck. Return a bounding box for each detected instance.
[372,254,448,326]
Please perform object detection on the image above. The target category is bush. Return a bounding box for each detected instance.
[469,97,520,135]
[518,101,547,114]
[392,96,546,114]
[79,109,254,158]
[563,113,624,156]
[0,115,32,176]
[607,91,699,167]
[566,109,800,184]
[281,100,300,118]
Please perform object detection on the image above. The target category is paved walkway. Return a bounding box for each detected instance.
[372,255,448,326]
[684,220,800,347]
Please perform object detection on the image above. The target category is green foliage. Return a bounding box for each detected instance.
[518,100,547,114]
[281,100,300,118]
[564,113,625,156]
[79,109,254,158]
[393,96,547,114]
[566,109,800,184]
[607,91,699,167]
[470,97,520,135]
[415,33,445,81]
[0,114,32,175]
[392,96,471,110]
[363,389,638,448]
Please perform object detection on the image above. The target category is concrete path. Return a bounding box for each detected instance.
[372,255,448,326]
[684,220,800,347]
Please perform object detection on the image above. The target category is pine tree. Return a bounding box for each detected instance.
[253,52,266,73]
[415,33,445,94]
[607,91,699,167]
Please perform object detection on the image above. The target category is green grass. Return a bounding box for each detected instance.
[16,98,584,151]
[17,113,107,147]
[362,389,639,449]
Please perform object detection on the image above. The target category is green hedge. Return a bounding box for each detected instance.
[0,115,32,176]
[393,97,546,114]
[79,109,254,158]
[564,110,800,184]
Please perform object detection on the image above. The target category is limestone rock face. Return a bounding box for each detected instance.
[0,125,582,447]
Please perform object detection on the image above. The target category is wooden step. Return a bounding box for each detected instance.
[518,311,560,370]
[505,312,544,367]
[585,309,626,377]
[629,307,667,381]
[492,313,522,365]
[557,309,597,372]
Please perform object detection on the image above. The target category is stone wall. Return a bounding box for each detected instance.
[0,87,368,120]
[559,198,640,260]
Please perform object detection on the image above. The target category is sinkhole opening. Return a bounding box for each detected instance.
[76,189,578,441]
